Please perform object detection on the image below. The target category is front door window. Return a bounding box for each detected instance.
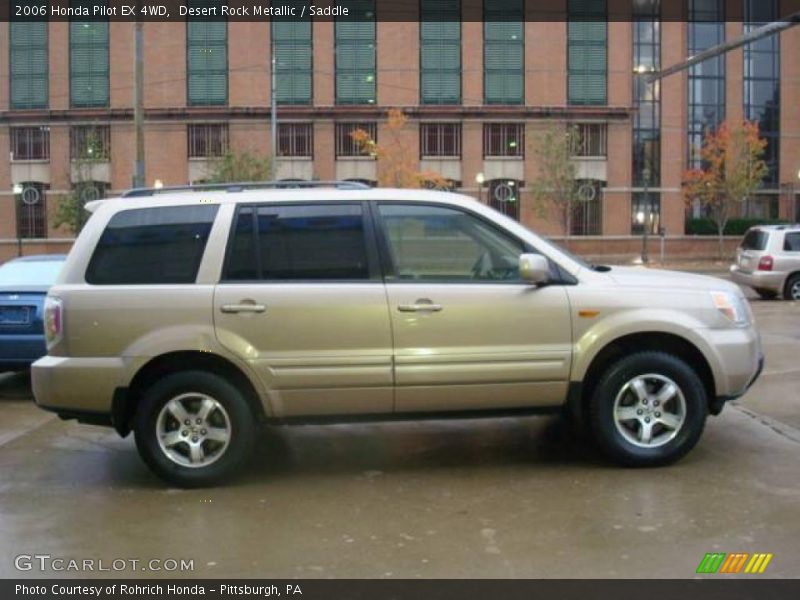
[377,204,525,282]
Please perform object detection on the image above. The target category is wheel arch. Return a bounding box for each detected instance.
[574,332,717,426]
[783,271,800,299]
[113,351,267,437]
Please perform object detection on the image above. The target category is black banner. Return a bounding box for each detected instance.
[5,580,800,600]
[3,0,800,22]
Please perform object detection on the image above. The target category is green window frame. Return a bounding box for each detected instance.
[70,1,109,108]
[484,0,524,105]
[9,6,48,110]
[420,0,461,105]
[568,0,607,106]
[272,13,313,105]
[335,0,376,105]
[186,0,228,106]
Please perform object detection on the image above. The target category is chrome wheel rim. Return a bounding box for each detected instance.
[791,281,800,300]
[156,393,231,468]
[613,374,686,449]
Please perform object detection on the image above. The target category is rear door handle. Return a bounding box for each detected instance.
[221,303,266,314]
[398,302,443,313]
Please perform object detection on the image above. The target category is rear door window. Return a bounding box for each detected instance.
[740,230,768,251]
[223,203,371,281]
[784,233,800,252]
[86,205,218,285]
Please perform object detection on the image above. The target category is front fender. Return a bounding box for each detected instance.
[571,308,725,391]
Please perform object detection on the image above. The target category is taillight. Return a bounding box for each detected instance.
[757,256,774,271]
[44,296,63,349]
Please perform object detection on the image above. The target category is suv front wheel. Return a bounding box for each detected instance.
[590,352,707,467]
[134,371,257,487]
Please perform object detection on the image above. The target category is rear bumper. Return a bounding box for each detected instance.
[0,334,46,370]
[729,265,786,293]
[32,355,124,418]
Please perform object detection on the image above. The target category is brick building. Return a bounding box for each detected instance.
[1,0,799,263]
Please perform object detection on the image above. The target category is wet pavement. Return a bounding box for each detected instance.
[0,299,798,579]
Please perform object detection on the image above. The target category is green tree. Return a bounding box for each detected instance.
[53,127,108,235]
[529,124,582,241]
[206,151,272,183]
[682,120,768,259]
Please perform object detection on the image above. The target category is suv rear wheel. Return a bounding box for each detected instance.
[589,352,707,467]
[785,274,800,301]
[134,371,256,487]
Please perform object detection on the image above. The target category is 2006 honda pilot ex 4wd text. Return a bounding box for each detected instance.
[32,184,764,487]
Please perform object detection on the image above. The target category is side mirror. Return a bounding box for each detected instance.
[519,253,550,285]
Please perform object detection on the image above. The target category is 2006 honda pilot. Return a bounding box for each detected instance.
[32,183,764,487]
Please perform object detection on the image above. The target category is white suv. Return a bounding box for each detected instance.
[730,225,800,300]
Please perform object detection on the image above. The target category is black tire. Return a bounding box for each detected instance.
[589,351,707,467]
[784,274,800,301]
[134,371,257,487]
[754,288,778,300]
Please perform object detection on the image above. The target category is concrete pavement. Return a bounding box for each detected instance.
[0,299,798,579]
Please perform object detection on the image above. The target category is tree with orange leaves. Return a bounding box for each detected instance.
[349,109,451,189]
[682,120,768,258]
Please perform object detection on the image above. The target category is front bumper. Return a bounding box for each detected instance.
[730,265,786,293]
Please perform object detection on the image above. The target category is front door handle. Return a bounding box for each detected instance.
[398,300,443,313]
[221,303,266,314]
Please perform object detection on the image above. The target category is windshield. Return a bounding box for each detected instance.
[0,259,65,287]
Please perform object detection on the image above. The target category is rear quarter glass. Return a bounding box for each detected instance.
[85,205,219,285]
[740,230,768,251]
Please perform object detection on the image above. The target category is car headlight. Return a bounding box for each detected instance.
[711,291,749,326]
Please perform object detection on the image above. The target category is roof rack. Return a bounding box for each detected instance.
[121,180,372,198]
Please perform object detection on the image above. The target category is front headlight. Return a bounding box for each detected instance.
[711,291,749,326]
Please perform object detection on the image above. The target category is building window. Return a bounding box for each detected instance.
[420,123,461,158]
[272,9,312,105]
[744,0,780,188]
[633,0,661,187]
[277,123,313,158]
[187,0,228,106]
[568,0,607,106]
[571,123,607,157]
[70,125,110,160]
[572,180,603,235]
[188,124,229,158]
[484,0,524,105]
[10,127,50,161]
[70,1,110,108]
[687,0,725,169]
[335,0,376,105]
[483,123,524,158]
[631,191,660,235]
[335,122,377,157]
[15,183,48,239]
[9,11,48,109]
[420,0,461,105]
[486,179,523,221]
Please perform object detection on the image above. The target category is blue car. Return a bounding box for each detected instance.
[0,255,66,372]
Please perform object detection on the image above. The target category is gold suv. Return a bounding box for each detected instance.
[32,183,764,487]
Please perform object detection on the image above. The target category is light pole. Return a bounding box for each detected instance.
[641,166,651,265]
[13,184,22,257]
[475,172,485,204]
[795,168,800,222]
[270,40,277,181]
